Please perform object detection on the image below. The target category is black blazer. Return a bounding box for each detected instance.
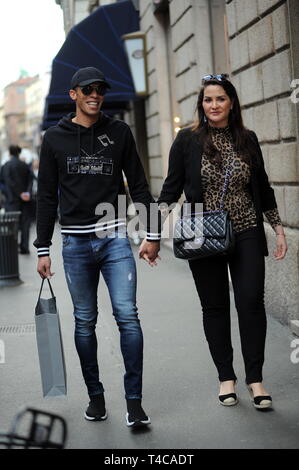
[158,127,278,256]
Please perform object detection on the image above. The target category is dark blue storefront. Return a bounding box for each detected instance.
[43,0,140,130]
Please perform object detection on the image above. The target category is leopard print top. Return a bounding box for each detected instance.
[201,125,281,233]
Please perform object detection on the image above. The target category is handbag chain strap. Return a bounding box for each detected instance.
[219,154,234,210]
[182,154,234,218]
[38,278,55,300]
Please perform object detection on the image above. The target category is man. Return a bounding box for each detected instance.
[1,145,33,253]
[34,67,160,427]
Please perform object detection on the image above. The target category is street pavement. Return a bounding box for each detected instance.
[0,224,299,450]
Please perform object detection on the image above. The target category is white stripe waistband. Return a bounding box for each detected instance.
[61,218,127,229]
[61,221,127,234]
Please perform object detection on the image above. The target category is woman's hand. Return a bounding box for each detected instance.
[273,234,287,260]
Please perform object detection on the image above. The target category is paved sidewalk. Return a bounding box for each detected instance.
[0,225,299,449]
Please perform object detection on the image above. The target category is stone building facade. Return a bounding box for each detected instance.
[55,0,299,331]
[55,0,117,33]
[1,74,50,158]
[225,0,299,330]
[3,76,38,148]
[55,0,90,34]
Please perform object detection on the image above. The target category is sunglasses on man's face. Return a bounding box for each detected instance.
[201,74,230,85]
[79,84,107,96]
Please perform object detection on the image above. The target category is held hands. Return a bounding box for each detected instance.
[273,234,287,260]
[139,239,161,267]
[37,256,55,279]
[20,192,31,202]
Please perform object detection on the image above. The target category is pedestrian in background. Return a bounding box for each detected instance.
[1,144,33,254]
[34,67,160,427]
[0,164,8,210]
[140,74,287,409]
[29,158,39,223]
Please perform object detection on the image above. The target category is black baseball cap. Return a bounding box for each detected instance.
[70,67,111,90]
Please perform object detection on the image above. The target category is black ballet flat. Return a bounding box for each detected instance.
[247,385,272,409]
[219,393,238,406]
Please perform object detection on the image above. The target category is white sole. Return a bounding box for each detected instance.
[84,411,108,421]
[126,412,151,427]
[252,400,272,409]
[220,398,238,406]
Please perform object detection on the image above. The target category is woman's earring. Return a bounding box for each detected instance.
[204,115,207,123]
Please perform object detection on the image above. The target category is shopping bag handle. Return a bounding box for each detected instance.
[38,278,55,300]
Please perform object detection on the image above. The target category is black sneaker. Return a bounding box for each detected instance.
[84,394,107,421]
[126,399,151,428]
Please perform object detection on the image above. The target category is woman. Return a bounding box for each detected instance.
[155,75,287,408]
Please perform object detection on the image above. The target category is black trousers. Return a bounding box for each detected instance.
[189,227,267,385]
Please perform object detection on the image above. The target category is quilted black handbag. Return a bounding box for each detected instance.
[173,210,234,260]
[173,160,235,261]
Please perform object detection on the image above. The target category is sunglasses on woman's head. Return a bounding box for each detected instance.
[79,84,107,96]
[201,74,230,85]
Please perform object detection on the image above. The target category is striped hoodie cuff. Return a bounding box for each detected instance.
[37,247,50,257]
[146,232,161,241]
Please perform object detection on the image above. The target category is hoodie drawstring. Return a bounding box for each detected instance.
[77,123,95,167]
[91,125,95,157]
[77,125,81,167]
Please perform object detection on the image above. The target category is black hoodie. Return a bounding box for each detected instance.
[34,112,160,256]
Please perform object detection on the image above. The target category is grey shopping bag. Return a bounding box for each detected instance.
[35,279,67,398]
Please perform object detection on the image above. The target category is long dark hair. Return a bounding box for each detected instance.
[192,79,257,167]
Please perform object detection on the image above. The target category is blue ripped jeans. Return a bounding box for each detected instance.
[62,232,143,399]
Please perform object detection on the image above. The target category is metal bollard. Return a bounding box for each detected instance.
[0,211,23,287]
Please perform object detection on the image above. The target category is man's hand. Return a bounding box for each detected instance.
[37,256,55,279]
[139,240,161,267]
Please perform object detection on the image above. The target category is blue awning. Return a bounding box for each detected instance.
[42,0,139,130]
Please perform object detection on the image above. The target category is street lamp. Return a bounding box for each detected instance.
[174,116,181,134]
[122,31,148,96]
